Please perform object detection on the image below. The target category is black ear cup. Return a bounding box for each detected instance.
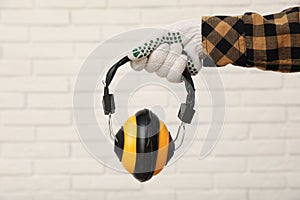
[114,109,174,182]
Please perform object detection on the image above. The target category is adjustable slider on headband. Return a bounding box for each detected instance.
[102,81,115,115]
[178,103,195,124]
[102,93,115,115]
[102,81,116,115]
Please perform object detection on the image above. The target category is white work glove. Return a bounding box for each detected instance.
[128,19,203,83]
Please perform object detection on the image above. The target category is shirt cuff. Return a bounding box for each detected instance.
[201,15,246,67]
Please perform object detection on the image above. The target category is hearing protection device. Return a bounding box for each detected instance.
[102,56,196,182]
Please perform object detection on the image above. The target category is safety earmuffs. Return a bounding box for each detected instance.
[102,56,196,182]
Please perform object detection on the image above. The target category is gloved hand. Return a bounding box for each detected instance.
[128,19,203,83]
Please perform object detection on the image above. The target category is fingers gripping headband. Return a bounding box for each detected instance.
[102,56,196,124]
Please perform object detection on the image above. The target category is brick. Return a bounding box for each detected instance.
[220,73,282,89]
[72,9,140,24]
[0,93,24,108]
[70,76,102,92]
[195,123,249,141]
[249,156,300,172]
[0,10,69,25]
[34,159,104,174]
[37,0,86,7]
[204,91,240,106]
[0,60,31,76]
[0,27,28,41]
[1,143,69,158]
[220,124,249,140]
[31,27,101,42]
[67,109,102,125]
[288,107,300,121]
[213,140,285,156]
[287,174,300,188]
[0,0,33,8]
[225,107,285,122]
[33,192,105,200]
[285,123,300,138]
[248,157,286,172]
[141,8,210,24]
[107,191,175,200]
[33,60,81,75]
[250,124,286,138]
[251,0,299,5]
[180,0,250,5]
[85,0,107,7]
[1,110,70,125]
[178,157,247,173]
[0,126,35,141]
[191,124,210,141]
[73,43,98,58]
[251,123,300,138]
[3,43,73,58]
[215,173,285,188]
[184,139,218,157]
[284,73,300,88]
[286,156,300,171]
[242,90,300,105]
[69,73,140,93]
[37,126,78,141]
[73,41,133,58]
[72,175,142,189]
[239,5,288,14]
[71,142,91,158]
[0,176,69,191]
[27,94,72,108]
[249,190,300,200]
[0,160,32,175]
[0,77,68,92]
[212,7,253,15]
[109,0,177,7]
[145,175,212,189]
[287,140,300,154]
[37,0,106,8]
[177,190,247,200]
[0,193,32,200]
[73,93,102,108]
[102,25,139,39]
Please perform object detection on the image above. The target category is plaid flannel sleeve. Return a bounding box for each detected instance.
[202,7,300,72]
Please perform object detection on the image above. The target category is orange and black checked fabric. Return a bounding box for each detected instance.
[202,7,300,72]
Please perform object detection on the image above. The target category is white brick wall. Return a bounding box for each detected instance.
[0,0,300,199]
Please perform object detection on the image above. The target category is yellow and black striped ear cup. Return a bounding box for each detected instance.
[114,109,175,182]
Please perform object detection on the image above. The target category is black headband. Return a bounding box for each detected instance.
[102,56,196,124]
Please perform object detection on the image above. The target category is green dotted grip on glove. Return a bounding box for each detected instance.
[130,32,198,76]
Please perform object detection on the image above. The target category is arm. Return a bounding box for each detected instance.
[130,7,300,83]
[202,7,300,72]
